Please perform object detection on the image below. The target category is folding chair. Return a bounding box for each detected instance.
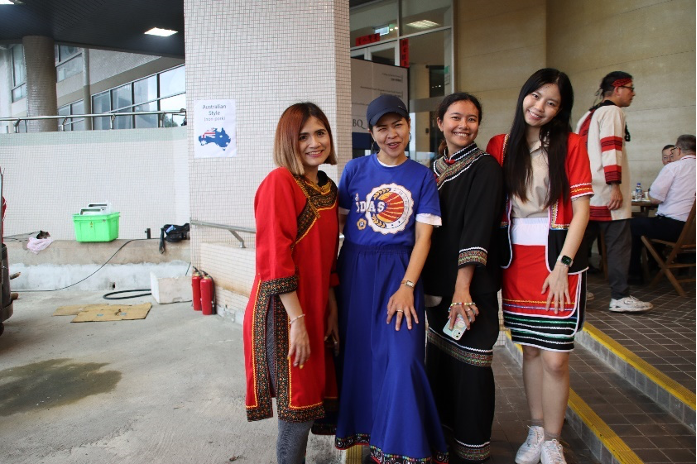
[641,201,696,297]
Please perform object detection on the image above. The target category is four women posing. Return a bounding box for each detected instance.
[244,67,592,464]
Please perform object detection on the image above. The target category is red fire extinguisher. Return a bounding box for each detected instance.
[200,275,215,316]
[191,271,202,311]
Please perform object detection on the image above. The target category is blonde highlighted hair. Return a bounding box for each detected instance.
[273,102,337,176]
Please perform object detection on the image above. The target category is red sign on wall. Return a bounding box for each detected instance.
[400,39,409,67]
[356,33,380,47]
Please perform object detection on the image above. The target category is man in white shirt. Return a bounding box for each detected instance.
[577,71,652,312]
[629,134,696,279]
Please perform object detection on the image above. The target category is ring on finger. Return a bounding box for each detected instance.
[396,309,404,313]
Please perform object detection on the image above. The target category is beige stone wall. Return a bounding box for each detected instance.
[454,0,547,144]
[548,0,696,188]
[453,0,695,187]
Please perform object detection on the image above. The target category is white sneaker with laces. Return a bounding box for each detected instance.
[515,426,544,464]
[609,295,653,313]
[540,439,567,464]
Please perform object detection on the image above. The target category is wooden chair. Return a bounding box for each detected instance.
[641,201,696,297]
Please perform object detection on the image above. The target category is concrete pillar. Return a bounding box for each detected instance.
[22,35,58,132]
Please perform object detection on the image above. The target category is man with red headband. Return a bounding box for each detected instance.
[577,71,653,313]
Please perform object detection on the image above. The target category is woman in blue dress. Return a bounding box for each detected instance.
[335,95,448,463]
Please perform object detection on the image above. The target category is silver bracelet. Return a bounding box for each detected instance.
[289,313,306,325]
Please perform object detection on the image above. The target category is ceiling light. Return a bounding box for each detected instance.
[406,20,439,29]
[0,0,15,4]
[144,27,178,37]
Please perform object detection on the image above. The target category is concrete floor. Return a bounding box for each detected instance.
[0,290,340,464]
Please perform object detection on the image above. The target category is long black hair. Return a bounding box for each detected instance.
[504,68,573,207]
[436,92,483,157]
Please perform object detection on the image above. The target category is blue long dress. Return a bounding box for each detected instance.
[335,154,448,463]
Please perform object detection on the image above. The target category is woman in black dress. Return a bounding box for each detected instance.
[423,92,504,463]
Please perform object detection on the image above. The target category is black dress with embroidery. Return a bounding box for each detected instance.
[422,142,504,463]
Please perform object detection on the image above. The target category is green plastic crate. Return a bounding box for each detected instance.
[73,212,120,242]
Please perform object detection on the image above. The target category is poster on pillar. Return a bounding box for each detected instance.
[194,99,237,158]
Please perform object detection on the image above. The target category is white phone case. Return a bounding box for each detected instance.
[443,314,467,340]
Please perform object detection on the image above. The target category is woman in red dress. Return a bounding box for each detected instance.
[244,102,340,464]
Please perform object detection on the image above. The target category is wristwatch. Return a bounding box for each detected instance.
[557,255,573,267]
[401,280,415,288]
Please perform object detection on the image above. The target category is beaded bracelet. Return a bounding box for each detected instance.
[289,314,306,325]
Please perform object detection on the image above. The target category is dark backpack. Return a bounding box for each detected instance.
[159,223,189,253]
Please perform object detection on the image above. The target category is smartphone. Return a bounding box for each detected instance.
[443,314,467,340]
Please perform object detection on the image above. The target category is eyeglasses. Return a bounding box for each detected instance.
[671,146,681,153]
[618,85,635,92]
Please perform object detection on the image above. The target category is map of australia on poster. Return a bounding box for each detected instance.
[194,99,237,158]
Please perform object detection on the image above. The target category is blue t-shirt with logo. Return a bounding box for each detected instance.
[338,154,441,247]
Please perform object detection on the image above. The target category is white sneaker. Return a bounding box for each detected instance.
[515,426,544,464]
[608,295,653,313]
[586,292,594,301]
[540,439,566,464]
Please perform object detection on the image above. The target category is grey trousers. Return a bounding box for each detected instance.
[267,302,313,464]
[585,219,631,299]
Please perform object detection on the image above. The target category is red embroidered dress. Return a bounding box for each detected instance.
[487,134,593,351]
[244,167,339,423]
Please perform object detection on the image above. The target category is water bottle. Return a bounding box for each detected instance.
[634,182,643,201]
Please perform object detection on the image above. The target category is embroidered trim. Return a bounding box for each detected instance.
[335,433,371,449]
[458,247,487,266]
[293,175,338,244]
[427,331,493,367]
[371,445,449,464]
[449,439,491,462]
[247,275,298,422]
[434,144,488,190]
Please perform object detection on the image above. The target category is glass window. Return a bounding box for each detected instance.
[11,45,26,102]
[159,66,185,98]
[56,45,79,62]
[57,55,82,82]
[12,45,26,86]
[160,94,186,127]
[58,105,70,131]
[12,85,26,102]
[71,100,85,131]
[134,76,158,128]
[92,91,111,130]
[111,84,133,129]
[350,0,398,47]
[401,0,452,35]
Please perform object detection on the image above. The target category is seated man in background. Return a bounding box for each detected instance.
[629,135,696,282]
[661,144,674,165]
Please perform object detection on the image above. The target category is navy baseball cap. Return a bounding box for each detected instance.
[366,95,409,127]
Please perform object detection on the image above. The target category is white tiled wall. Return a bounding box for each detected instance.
[0,127,190,240]
[184,0,352,312]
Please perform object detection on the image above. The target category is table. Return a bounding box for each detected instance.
[631,199,657,217]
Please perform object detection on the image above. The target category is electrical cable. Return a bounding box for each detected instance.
[13,237,193,299]
[103,289,152,300]
[17,238,147,293]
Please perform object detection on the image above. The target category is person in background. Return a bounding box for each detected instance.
[423,92,504,463]
[487,68,592,464]
[662,144,675,165]
[629,135,696,282]
[576,71,652,313]
[335,95,448,464]
[243,102,340,464]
